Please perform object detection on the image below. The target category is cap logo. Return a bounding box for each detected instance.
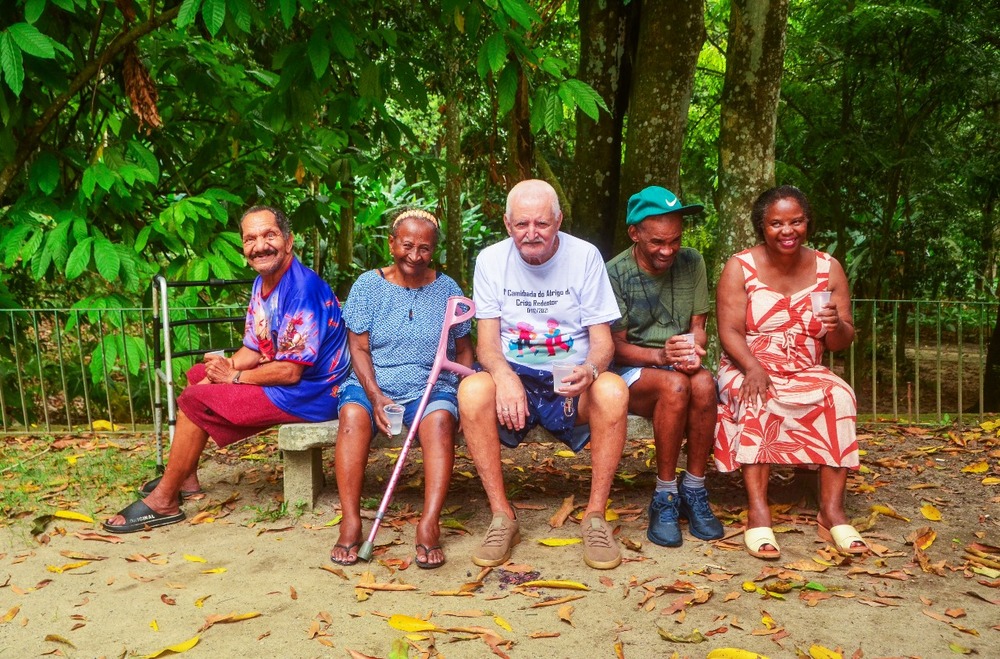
[665,197,678,207]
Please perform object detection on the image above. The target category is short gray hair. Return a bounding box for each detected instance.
[505,179,560,219]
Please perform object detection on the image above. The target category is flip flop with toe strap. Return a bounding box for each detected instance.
[330,541,361,566]
[414,544,446,569]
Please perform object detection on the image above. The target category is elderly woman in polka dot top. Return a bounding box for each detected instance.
[330,208,474,569]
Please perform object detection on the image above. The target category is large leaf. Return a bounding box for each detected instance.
[497,63,518,116]
[308,28,331,79]
[93,238,121,282]
[498,0,539,30]
[1,224,32,267]
[176,0,203,29]
[0,32,24,97]
[29,152,60,195]
[484,32,507,75]
[19,228,43,263]
[65,237,93,280]
[202,0,226,36]
[25,0,46,24]
[279,0,295,28]
[562,78,606,120]
[8,22,55,59]
[330,19,356,59]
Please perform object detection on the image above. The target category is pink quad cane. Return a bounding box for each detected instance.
[356,296,476,562]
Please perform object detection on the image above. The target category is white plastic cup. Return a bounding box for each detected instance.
[551,362,576,393]
[810,291,832,315]
[205,349,226,359]
[383,403,404,435]
[678,333,696,364]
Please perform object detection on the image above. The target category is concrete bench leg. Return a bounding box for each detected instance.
[282,447,325,511]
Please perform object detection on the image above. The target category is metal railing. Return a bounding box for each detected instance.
[0,299,996,434]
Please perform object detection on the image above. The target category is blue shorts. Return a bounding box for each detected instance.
[616,364,702,387]
[336,383,458,435]
[482,362,591,453]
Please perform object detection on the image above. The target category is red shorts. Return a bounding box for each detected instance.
[176,364,305,447]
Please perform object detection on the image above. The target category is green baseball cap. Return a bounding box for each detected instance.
[626,186,704,225]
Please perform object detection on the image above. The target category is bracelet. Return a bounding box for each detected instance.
[583,361,599,381]
[232,370,242,384]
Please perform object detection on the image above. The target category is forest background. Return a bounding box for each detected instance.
[1,0,999,414]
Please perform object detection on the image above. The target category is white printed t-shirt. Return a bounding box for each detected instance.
[473,231,620,372]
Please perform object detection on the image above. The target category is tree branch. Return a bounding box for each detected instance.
[0,4,182,203]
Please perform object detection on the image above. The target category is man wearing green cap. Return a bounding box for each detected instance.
[606,185,723,547]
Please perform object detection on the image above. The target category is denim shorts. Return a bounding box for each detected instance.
[336,382,458,435]
[482,362,591,453]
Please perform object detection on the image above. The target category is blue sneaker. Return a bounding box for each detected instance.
[678,484,724,540]
[647,490,682,547]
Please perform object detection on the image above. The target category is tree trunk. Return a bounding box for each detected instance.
[507,66,534,184]
[442,63,465,289]
[617,0,705,253]
[570,0,636,257]
[714,0,790,271]
[335,160,356,301]
[984,300,1000,413]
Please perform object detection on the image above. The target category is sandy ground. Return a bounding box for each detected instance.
[1,425,999,658]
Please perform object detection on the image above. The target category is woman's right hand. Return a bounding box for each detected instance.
[371,391,394,435]
[739,365,776,411]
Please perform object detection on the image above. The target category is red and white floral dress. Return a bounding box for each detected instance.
[714,249,859,472]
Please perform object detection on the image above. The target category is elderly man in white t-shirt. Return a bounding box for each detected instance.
[458,179,629,570]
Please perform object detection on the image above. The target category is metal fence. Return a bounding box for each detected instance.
[0,299,996,434]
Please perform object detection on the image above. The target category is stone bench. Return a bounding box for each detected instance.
[277,415,655,510]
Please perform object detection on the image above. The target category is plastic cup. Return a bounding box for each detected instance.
[810,291,832,315]
[551,362,576,394]
[678,333,696,364]
[205,349,226,359]
[383,403,404,435]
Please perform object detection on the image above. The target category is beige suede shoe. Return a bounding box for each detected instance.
[472,514,521,567]
[581,512,622,569]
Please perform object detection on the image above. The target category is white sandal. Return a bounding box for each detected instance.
[818,523,869,555]
[744,526,781,559]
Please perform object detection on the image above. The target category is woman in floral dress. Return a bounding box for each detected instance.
[715,186,868,559]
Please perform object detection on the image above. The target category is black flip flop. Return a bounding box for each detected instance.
[414,544,446,569]
[102,500,186,534]
[139,476,205,500]
[330,542,361,566]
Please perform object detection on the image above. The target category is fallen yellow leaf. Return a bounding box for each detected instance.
[201,568,227,574]
[194,595,211,608]
[555,450,576,458]
[150,620,158,632]
[144,634,199,658]
[47,561,91,574]
[91,419,121,431]
[1,605,20,623]
[961,462,989,474]
[537,538,582,546]
[493,615,512,632]
[184,554,206,563]
[982,477,1000,485]
[520,580,590,591]
[920,503,942,521]
[387,614,442,633]
[324,514,343,527]
[53,510,94,523]
[871,504,910,522]
[808,644,843,659]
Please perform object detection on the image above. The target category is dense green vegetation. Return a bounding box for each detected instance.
[1,0,998,414]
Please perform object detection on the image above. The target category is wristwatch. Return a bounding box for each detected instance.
[583,361,599,381]
[232,370,242,384]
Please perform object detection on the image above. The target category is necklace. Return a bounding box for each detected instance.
[631,248,678,332]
